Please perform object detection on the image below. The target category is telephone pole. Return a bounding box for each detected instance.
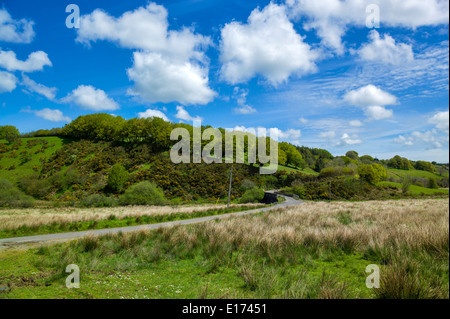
[227,164,233,208]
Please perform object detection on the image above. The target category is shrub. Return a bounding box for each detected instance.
[107,164,129,192]
[358,164,387,185]
[119,181,166,206]
[427,178,439,189]
[239,187,264,204]
[80,194,118,207]
[0,179,34,207]
[401,177,412,194]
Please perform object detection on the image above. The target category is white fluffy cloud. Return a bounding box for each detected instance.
[220,3,318,85]
[76,2,215,105]
[0,8,35,43]
[358,30,414,65]
[127,52,215,105]
[63,85,119,111]
[34,108,71,122]
[364,105,393,120]
[0,71,17,93]
[428,111,449,134]
[137,109,169,121]
[344,85,396,120]
[286,0,449,53]
[0,50,52,72]
[175,106,203,123]
[339,133,363,146]
[21,75,57,100]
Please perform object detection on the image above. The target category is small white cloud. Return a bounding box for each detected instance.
[349,120,363,127]
[299,117,309,124]
[34,108,71,122]
[394,135,414,146]
[0,71,17,93]
[137,109,169,121]
[338,133,362,146]
[428,111,449,134]
[364,105,394,120]
[232,87,257,115]
[344,85,397,108]
[220,3,318,85]
[344,85,396,120]
[319,131,336,139]
[21,75,57,100]
[0,8,35,43]
[175,106,202,122]
[358,30,414,65]
[63,85,119,111]
[0,50,52,72]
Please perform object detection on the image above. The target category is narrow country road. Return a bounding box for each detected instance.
[0,193,302,249]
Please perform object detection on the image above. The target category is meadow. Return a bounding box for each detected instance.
[0,199,448,299]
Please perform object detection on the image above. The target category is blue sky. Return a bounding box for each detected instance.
[0,0,449,162]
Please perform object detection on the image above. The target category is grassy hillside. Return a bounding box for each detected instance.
[378,181,449,195]
[387,168,448,180]
[0,137,66,183]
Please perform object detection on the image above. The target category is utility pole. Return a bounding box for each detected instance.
[227,164,233,208]
[329,180,332,202]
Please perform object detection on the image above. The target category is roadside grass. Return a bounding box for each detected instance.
[0,199,447,299]
[378,181,449,195]
[0,204,265,239]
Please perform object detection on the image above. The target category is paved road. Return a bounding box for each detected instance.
[0,193,302,248]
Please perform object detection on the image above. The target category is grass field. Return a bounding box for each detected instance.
[387,168,448,180]
[1,199,448,299]
[378,181,449,195]
[0,203,263,239]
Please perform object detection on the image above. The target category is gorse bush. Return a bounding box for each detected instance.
[240,187,264,204]
[119,181,166,206]
[0,179,34,207]
[107,164,129,192]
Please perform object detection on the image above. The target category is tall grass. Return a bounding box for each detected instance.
[34,199,449,299]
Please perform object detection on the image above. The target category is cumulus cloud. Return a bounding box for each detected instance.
[63,85,119,111]
[175,106,203,122]
[0,50,52,72]
[34,108,71,122]
[232,87,256,115]
[428,111,449,134]
[364,105,393,120]
[0,8,35,43]
[220,3,318,85]
[286,0,449,53]
[21,75,57,100]
[137,108,169,121]
[344,85,396,120]
[338,133,363,146]
[0,71,17,93]
[76,2,215,105]
[127,52,215,105]
[357,30,414,65]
